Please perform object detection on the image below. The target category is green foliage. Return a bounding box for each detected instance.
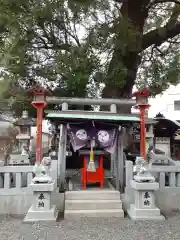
[138,44,180,96]
[0,77,36,117]
[0,0,179,116]
[165,54,180,84]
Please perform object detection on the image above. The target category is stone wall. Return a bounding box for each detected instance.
[0,189,64,215]
[0,164,64,215]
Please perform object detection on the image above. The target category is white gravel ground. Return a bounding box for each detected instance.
[1,213,180,240]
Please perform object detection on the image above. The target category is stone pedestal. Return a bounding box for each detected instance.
[127,180,165,220]
[24,181,57,222]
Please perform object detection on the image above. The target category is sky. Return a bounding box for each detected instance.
[148,84,180,120]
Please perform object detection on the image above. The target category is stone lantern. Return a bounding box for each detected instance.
[9,110,35,165]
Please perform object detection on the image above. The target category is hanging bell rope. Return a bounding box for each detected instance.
[87,139,96,172]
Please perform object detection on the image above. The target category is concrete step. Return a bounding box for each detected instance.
[66,190,121,200]
[65,199,122,210]
[64,209,124,218]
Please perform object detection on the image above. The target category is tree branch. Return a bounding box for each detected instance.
[142,22,180,50]
[155,46,166,56]
[151,0,180,5]
[142,4,180,50]
[113,0,128,2]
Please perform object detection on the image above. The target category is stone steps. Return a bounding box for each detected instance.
[66,190,121,200]
[65,199,122,210]
[65,209,124,218]
[64,190,124,218]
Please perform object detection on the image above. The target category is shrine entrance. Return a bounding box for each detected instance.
[67,149,113,191]
[45,97,140,193]
[28,87,155,219]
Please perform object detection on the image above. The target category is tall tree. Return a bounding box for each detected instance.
[0,0,179,115]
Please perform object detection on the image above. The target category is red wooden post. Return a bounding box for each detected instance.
[133,88,150,160]
[28,85,50,164]
[140,107,146,160]
[99,155,103,189]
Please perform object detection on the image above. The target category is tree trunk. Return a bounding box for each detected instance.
[102,0,151,99]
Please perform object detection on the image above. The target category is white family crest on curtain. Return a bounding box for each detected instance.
[94,122,119,153]
[67,121,119,153]
[67,122,94,152]
[97,130,110,143]
[76,129,88,140]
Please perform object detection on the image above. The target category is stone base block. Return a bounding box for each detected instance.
[131,180,159,191]
[127,204,165,220]
[30,181,55,192]
[23,205,57,222]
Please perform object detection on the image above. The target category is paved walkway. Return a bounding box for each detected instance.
[1,214,180,240]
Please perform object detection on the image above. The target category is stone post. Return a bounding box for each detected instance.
[24,157,57,222]
[176,173,180,187]
[110,104,117,177]
[24,181,57,222]
[127,180,165,220]
[57,102,68,190]
[125,160,133,188]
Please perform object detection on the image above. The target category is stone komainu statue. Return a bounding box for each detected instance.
[32,156,52,183]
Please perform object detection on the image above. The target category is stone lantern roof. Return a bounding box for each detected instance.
[14,111,36,127]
